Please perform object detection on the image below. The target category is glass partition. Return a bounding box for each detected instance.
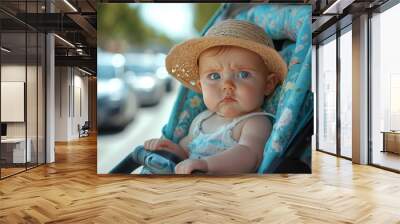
[27,30,38,169]
[1,21,28,178]
[38,32,45,165]
[0,1,46,179]
[317,36,337,154]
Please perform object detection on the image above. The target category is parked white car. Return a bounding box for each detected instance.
[124,53,168,106]
[98,51,139,134]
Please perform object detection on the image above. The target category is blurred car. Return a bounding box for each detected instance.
[98,50,139,134]
[153,53,174,92]
[156,66,174,92]
[97,49,125,79]
[124,53,167,106]
[98,77,138,134]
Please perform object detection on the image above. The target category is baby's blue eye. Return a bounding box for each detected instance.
[238,71,251,79]
[208,73,221,80]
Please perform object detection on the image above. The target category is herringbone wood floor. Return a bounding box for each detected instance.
[0,135,399,223]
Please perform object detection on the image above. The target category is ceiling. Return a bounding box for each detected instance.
[0,0,97,75]
[310,0,390,44]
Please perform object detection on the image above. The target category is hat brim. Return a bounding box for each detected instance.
[165,36,288,93]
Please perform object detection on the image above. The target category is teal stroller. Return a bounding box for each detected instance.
[110,3,313,174]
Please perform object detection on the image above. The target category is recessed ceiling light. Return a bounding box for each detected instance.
[78,67,92,76]
[1,47,11,53]
[63,0,78,12]
[54,34,75,48]
[322,0,354,15]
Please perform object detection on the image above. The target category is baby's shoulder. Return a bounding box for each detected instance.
[192,110,212,123]
[242,114,272,128]
[232,114,272,140]
[187,110,212,134]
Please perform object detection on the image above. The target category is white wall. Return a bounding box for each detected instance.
[55,67,89,141]
[55,67,68,141]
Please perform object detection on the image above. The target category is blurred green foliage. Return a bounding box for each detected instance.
[98,4,146,46]
[193,3,221,34]
[98,3,173,52]
[98,3,222,52]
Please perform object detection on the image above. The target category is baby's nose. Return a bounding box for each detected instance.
[223,79,235,91]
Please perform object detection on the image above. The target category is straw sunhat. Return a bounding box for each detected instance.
[165,19,287,93]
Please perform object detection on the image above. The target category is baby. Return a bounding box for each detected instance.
[143,19,287,174]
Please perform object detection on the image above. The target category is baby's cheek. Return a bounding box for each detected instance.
[202,94,218,110]
[241,85,260,97]
[203,86,218,98]
[242,89,265,106]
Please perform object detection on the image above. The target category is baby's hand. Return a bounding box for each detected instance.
[143,138,188,160]
[175,159,208,174]
[144,138,178,151]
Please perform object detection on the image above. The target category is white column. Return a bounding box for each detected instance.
[352,14,369,164]
[45,1,55,163]
[46,33,55,163]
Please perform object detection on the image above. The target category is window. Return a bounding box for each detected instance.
[371,2,400,171]
[317,36,337,154]
[339,28,352,158]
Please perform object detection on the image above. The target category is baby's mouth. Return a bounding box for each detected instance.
[221,96,237,103]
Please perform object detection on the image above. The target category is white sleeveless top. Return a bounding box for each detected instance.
[187,110,275,159]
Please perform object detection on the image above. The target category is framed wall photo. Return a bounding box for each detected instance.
[1,81,25,122]
[98,3,312,175]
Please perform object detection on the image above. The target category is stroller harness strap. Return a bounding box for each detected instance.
[188,110,275,159]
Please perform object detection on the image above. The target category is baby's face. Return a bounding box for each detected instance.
[198,46,277,118]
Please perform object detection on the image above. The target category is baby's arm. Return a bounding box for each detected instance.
[143,111,204,161]
[204,116,272,174]
[144,138,189,160]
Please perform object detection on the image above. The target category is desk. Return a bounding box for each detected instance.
[381,131,400,154]
[1,138,31,163]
